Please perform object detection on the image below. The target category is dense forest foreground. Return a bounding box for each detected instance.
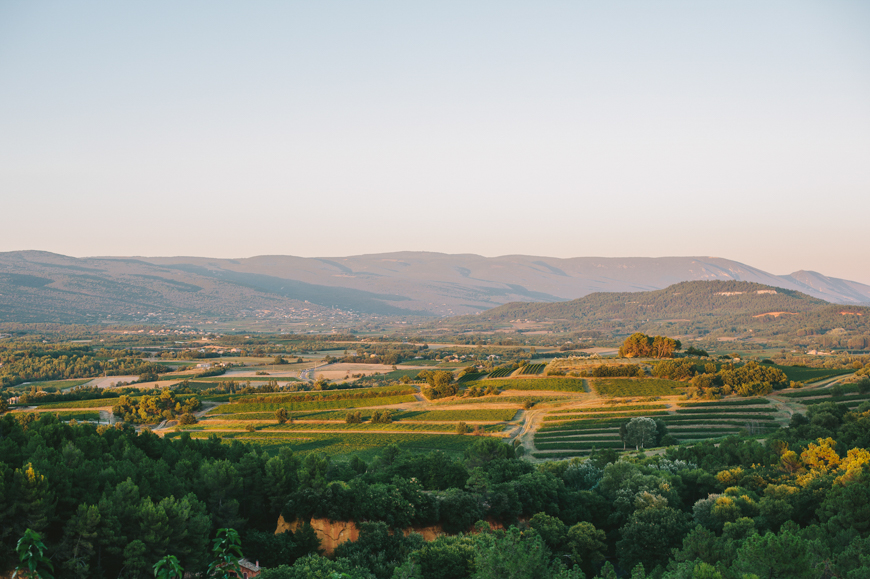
[2,394,870,578]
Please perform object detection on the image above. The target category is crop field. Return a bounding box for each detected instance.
[674,407,778,414]
[780,384,866,398]
[542,411,670,424]
[207,394,418,414]
[184,421,504,433]
[549,404,668,414]
[458,372,488,383]
[23,378,94,391]
[677,399,771,407]
[464,378,586,392]
[432,395,569,406]
[486,368,515,378]
[518,363,546,376]
[33,410,104,421]
[590,378,681,397]
[774,366,853,383]
[35,398,121,409]
[204,408,518,422]
[166,431,484,460]
[532,392,782,459]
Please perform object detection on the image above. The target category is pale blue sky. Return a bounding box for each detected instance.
[1,1,869,282]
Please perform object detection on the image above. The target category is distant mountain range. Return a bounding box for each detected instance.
[1,251,869,324]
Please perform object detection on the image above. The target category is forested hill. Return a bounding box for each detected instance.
[467,281,828,323]
[443,281,870,343]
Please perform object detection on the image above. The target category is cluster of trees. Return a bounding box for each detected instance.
[418,371,458,399]
[652,360,697,381]
[13,385,125,406]
[687,361,791,399]
[3,392,870,578]
[345,410,394,425]
[0,344,170,387]
[111,388,200,424]
[462,383,501,398]
[619,334,682,359]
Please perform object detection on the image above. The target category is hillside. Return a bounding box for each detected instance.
[444,281,870,344]
[466,280,827,322]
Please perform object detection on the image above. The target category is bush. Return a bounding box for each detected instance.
[178,413,198,425]
[370,410,393,424]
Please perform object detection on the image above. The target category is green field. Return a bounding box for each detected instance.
[205,408,519,422]
[674,407,778,414]
[549,404,668,414]
[39,410,103,421]
[532,389,784,459]
[590,378,681,397]
[542,411,670,424]
[433,396,568,406]
[774,366,854,383]
[208,394,418,414]
[678,399,771,407]
[166,431,484,460]
[464,378,586,392]
[36,398,120,410]
[183,421,503,433]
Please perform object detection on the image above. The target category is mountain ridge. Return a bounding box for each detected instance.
[1,251,869,324]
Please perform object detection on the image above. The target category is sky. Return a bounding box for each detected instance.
[1,1,869,283]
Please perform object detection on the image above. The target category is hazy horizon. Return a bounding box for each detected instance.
[2,2,869,283]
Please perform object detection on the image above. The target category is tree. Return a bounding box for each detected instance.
[624,417,658,450]
[153,555,184,579]
[566,521,606,577]
[0,397,8,414]
[617,507,692,571]
[276,408,289,424]
[13,529,54,579]
[207,528,244,579]
[732,528,819,579]
[471,526,552,579]
[258,554,374,579]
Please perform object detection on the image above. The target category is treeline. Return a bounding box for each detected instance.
[0,344,169,387]
[681,361,791,398]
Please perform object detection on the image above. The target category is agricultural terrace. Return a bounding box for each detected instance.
[8,355,853,462]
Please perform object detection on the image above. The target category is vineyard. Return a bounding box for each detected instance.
[518,363,546,376]
[463,378,587,392]
[531,395,783,460]
[166,431,482,460]
[589,378,682,397]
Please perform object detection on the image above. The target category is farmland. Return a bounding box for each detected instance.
[6,342,854,464]
[463,377,586,392]
[164,431,481,461]
[589,378,682,397]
